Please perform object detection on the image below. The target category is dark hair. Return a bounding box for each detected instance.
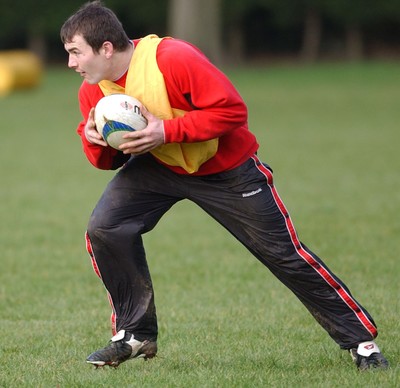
[60,1,130,52]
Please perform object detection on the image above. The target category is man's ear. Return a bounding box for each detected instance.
[102,41,114,59]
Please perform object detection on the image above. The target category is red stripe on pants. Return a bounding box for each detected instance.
[85,231,117,335]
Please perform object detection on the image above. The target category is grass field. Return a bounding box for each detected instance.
[0,62,399,387]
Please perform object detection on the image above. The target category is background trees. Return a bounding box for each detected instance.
[0,0,399,64]
[221,0,400,63]
[168,0,223,64]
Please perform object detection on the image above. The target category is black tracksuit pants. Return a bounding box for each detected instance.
[85,153,378,349]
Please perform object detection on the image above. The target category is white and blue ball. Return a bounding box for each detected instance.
[95,94,147,149]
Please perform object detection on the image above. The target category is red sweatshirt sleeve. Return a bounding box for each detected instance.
[157,39,248,143]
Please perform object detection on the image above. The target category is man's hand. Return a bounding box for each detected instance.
[119,105,165,155]
[84,107,108,147]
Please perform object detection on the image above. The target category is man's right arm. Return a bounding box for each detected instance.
[77,83,130,170]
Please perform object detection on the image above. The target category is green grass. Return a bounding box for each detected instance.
[0,62,399,387]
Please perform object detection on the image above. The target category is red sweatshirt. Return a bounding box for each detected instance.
[77,38,259,175]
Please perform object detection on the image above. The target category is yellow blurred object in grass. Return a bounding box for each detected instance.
[0,50,43,96]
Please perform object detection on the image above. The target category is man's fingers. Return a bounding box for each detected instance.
[89,107,95,121]
[139,104,153,122]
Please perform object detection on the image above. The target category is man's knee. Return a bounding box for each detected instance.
[86,205,118,243]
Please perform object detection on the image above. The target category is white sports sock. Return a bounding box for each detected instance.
[357,341,380,357]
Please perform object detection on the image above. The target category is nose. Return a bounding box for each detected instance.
[68,54,77,69]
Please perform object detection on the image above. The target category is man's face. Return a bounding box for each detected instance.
[64,34,108,84]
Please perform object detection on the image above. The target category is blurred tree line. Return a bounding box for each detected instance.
[0,0,399,64]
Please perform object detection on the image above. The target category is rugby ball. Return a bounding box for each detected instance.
[95,94,147,149]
